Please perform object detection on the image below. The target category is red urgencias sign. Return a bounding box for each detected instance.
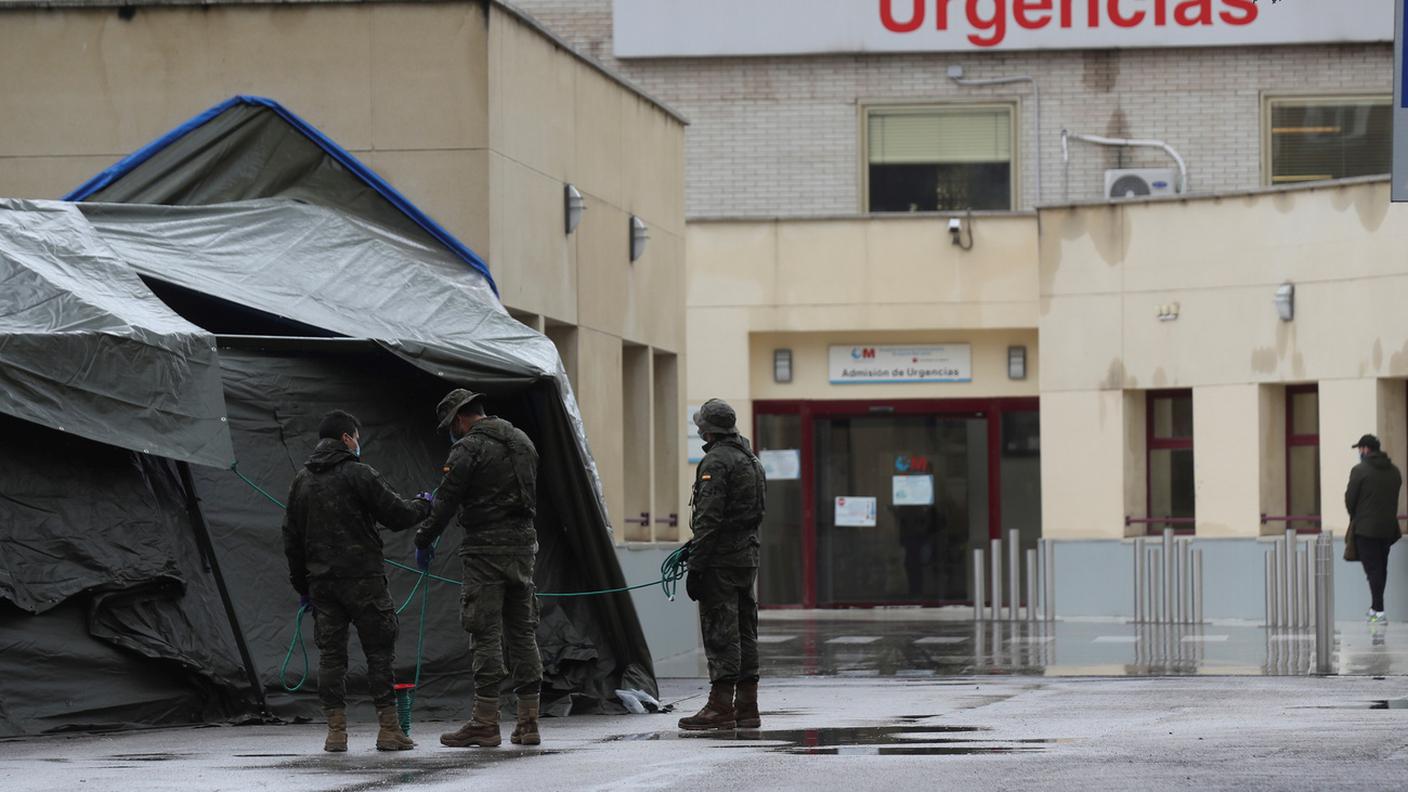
[613,0,1390,58]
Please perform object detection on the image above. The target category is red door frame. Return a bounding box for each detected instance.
[1285,384,1322,534]
[1145,389,1195,536]
[754,396,1039,609]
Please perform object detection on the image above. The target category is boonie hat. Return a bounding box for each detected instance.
[436,388,486,431]
[694,398,739,436]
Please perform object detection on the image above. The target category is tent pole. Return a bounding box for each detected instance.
[177,461,271,718]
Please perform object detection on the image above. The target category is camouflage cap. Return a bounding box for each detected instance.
[436,388,486,431]
[694,398,738,436]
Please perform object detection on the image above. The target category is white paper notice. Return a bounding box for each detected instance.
[892,475,934,507]
[834,497,877,527]
[759,449,801,481]
[686,404,705,463]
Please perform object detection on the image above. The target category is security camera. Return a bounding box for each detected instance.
[949,215,973,250]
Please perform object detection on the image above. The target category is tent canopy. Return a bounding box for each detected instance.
[0,199,232,468]
[0,97,655,736]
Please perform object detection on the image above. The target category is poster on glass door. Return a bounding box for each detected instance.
[892,475,934,506]
[834,496,878,527]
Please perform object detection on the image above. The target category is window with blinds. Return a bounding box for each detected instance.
[866,105,1014,212]
[1265,96,1391,185]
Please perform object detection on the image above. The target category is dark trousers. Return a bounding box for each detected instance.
[309,576,398,710]
[459,554,542,698]
[1358,535,1396,613]
[697,567,760,685]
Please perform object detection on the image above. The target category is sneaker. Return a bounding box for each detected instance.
[1369,610,1388,624]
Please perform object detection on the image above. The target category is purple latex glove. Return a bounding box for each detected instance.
[415,545,435,571]
[298,594,311,610]
[416,490,435,504]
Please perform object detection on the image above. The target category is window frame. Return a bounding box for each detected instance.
[1145,389,1195,536]
[1284,384,1322,534]
[1260,92,1392,187]
[860,101,1020,214]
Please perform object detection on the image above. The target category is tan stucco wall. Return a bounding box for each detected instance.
[1040,180,1408,540]
[686,213,1041,525]
[0,2,687,542]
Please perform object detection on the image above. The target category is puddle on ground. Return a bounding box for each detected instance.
[607,725,1053,756]
[108,753,190,761]
[271,748,565,792]
[787,745,1041,756]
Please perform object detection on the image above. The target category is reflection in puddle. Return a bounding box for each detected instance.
[1369,699,1408,709]
[608,725,1052,756]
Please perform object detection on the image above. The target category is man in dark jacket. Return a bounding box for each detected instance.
[1346,433,1405,623]
[415,389,543,748]
[282,409,432,753]
[679,398,767,732]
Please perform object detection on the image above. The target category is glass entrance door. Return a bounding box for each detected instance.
[813,413,988,605]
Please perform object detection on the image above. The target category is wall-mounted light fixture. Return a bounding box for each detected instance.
[1157,302,1181,322]
[565,184,586,234]
[1007,346,1027,381]
[1274,282,1295,322]
[630,215,649,262]
[773,349,793,383]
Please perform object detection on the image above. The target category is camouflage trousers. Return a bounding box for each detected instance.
[460,554,543,698]
[309,576,398,710]
[696,567,760,685]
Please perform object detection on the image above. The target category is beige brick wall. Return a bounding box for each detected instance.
[513,0,1392,217]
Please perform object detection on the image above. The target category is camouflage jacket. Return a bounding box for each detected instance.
[416,416,539,556]
[689,435,766,569]
[282,438,432,594]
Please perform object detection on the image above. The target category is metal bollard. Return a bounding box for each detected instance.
[1134,537,1146,623]
[1026,548,1038,623]
[990,537,1002,622]
[1043,539,1056,623]
[1314,533,1333,673]
[1179,541,1188,625]
[1172,539,1183,625]
[1273,540,1285,628]
[1300,542,1313,629]
[1162,528,1174,626]
[1037,538,1047,619]
[1149,547,1163,623]
[1264,550,1275,628]
[1193,548,1204,625]
[1008,530,1020,623]
[973,547,986,622]
[1284,529,1297,628]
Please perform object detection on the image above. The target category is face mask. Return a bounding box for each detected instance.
[353,442,361,459]
[449,431,458,445]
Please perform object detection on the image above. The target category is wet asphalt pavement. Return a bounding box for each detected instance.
[5,675,1408,791]
[7,612,1408,790]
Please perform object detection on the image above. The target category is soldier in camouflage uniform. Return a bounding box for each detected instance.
[281,410,432,753]
[414,389,544,748]
[679,398,767,732]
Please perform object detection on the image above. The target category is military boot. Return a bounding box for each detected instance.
[323,708,348,753]
[374,705,415,751]
[678,682,737,731]
[510,694,541,746]
[734,680,761,729]
[440,696,502,748]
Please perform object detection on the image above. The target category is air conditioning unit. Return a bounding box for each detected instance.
[1105,168,1177,199]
